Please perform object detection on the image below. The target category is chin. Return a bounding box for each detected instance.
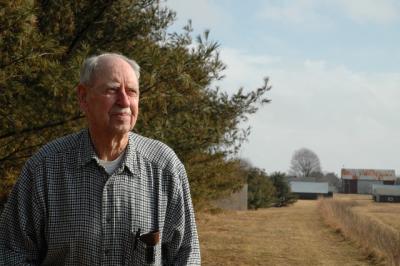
[111,128,130,135]
[110,124,134,134]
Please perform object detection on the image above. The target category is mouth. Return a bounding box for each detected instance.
[111,113,132,116]
[110,112,132,120]
[112,112,131,116]
[110,107,132,120]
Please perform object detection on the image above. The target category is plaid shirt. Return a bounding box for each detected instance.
[0,129,200,265]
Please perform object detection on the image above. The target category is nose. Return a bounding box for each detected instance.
[116,88,130,107]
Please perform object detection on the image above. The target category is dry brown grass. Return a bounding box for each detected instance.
[353,203,400,231]
[318,195,400,266]
[197,200,373,265]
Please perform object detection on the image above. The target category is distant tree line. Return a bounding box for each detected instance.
[0,0,271,210]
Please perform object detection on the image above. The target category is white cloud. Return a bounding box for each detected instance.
[257,0,400,26]
[217,47,400,174]
[163,0,230,31]
[258,0,331,27]
[216,48,281,91]
[336,0,400,24]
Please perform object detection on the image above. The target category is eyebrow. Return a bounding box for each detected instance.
[104,82,120,88]
[100,82,138,91]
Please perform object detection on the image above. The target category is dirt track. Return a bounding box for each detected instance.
[197,200,377,266]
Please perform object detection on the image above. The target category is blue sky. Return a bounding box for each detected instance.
[164,0,400,175]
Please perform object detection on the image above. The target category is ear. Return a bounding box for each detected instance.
[77,84,88,113]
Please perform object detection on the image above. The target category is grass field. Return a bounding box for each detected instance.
[319,194,400,266]
[197,199,375,266]
[332,193,400,231]
[353,202,400,232]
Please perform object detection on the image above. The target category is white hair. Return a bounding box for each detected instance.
[79,53,140,86]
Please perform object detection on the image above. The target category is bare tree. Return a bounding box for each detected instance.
[289,148,321,177]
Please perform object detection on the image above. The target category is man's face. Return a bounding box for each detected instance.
[78,57,139,137]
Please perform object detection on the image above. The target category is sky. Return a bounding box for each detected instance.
[163,0,400,176]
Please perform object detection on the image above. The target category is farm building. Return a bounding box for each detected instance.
[372,185,400,202]
[290,181,330,199]
[287,175,340,193]
[341,168,396,194]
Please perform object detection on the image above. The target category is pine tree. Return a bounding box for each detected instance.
[0,0,270,208]
[270,172,297,207]
[247,167,276,210]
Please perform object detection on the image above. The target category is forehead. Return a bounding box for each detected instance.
[92,57,138,87]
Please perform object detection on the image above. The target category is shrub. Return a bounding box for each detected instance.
[247,168,276,210]
[269,172,297,207]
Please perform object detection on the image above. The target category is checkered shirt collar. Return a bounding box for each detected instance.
[78,129,137,175]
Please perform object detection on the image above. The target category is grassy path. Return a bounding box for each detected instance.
[197,200,376,266]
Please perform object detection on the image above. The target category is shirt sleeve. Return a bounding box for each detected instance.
[162,166,201,265]
[0,162,47,265]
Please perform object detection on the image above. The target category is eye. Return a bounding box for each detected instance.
[106,87,118,94]
[127,88,138,96]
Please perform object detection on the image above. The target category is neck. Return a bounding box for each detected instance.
[88,128,129,161]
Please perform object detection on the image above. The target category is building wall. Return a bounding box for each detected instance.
[213,184,248,210]
[343,179,384,194]
[357,180,383,194]
[290,181,329,194]
[342,179,357,193]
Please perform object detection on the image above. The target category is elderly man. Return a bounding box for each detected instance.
[0,53,201,265]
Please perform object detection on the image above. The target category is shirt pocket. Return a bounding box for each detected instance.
[124,231,162,266]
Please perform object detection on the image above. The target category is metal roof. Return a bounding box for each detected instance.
[290,181,329,194]
[341,168,396,180]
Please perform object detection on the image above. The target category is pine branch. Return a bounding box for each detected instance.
[0,114,84,140]
[0,53,55,69]
[61,1,114,62]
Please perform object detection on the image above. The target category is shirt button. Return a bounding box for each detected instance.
[105,249,111,255]
[106,215,112,223]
